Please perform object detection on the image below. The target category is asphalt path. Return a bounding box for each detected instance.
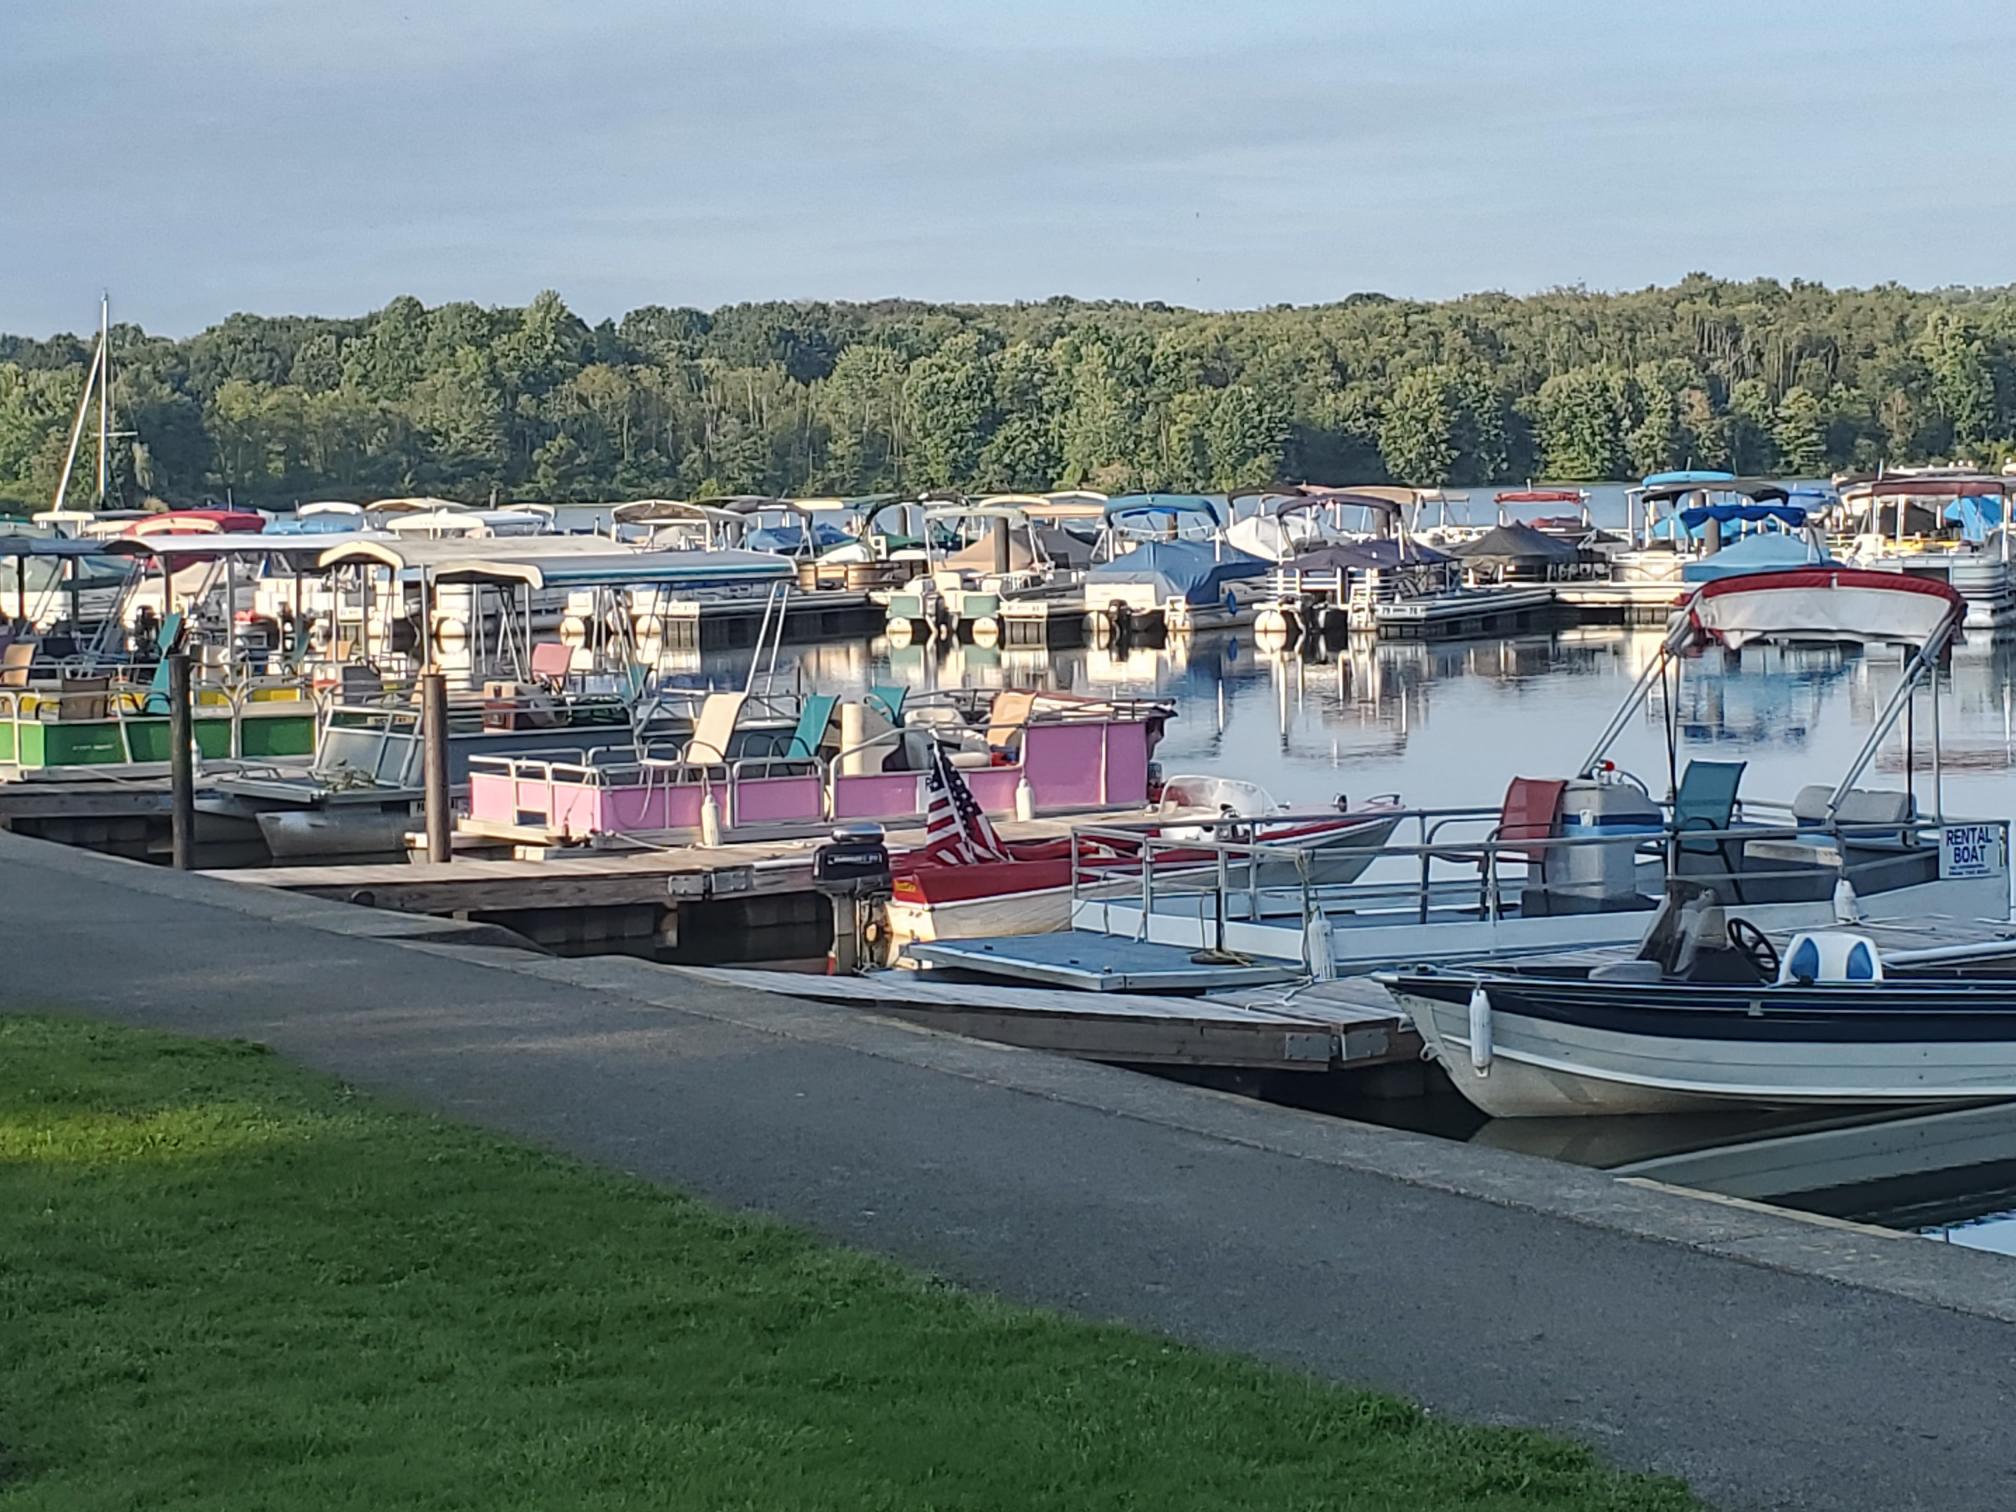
[6,832,2015,1511]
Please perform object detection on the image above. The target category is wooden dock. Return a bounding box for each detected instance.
[207,810,1157,959]
[679,965,1418,1073]
[1552,580,1685,625]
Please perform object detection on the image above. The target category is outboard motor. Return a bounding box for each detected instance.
[813,822,892,975]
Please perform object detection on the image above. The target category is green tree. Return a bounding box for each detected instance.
[1772,389,1827,476]
[1534,367,1625,480]
[1377,368,1458,486]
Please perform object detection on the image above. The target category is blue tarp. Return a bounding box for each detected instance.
[1089,540,1268,604]
[1681,531,1830,583]
[1944,494,2007,544]
[1676,501,1809,529]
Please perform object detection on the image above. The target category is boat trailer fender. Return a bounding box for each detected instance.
[1468,983,1493,1074]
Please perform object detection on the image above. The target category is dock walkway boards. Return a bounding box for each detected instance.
[679,965,1415,1071]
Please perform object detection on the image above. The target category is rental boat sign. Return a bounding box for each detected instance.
[1940,822,2008,881]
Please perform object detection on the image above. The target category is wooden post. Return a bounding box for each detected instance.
[168,652,195,870]
[421,671,451,864]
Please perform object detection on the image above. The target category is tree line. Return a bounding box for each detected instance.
[3,274,2015,512]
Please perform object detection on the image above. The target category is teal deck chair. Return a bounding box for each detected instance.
[136,613,187,714]
[1670,758,1748,898]
[780,693,839,762]
[864,684,907,724]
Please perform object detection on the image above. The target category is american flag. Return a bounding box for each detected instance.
[922,741,1010,864]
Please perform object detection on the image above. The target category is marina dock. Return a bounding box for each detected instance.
[681,961,1419,1073]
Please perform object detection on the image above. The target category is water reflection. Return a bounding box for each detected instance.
[724,626,2016,822]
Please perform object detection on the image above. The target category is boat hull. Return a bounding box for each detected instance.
[1390,972,2016,1118]
[886,813,1401,956]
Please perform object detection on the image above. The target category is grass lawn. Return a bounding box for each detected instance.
[0,1015,1695,1511]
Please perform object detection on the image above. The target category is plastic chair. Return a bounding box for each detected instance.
[1490,777,1567,865]
[1671,759,1747,898]
[864,684,907,724]
[780,693,838,761]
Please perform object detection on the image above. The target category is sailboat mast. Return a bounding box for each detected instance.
[49,335,103,515]
[96,293,111,508]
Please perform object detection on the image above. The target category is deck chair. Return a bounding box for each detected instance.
[985,690,1037,759]
[1490,777,1568,865]
[780,692,838,762]
[864,684,907,724]
[1669,759,1748,900]
[130,613,190,715]
[528,640,574,692]
[0,640,36,690]
[682,690,748,769]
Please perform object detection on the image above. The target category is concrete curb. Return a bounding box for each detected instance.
[15,828,2016,1327]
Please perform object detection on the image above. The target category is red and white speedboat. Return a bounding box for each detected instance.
[881,776,1404,956]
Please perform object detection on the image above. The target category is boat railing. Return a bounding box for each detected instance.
[1067,808,2012,968]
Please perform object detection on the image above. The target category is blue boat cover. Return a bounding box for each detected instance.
[1676,501,1808,529]
[1681,531,1830,582]
[1104,494,1225,527]
[1944,494,2007,544]
[1089,540,1269,603]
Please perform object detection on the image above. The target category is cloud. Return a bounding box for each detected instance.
[4,0,2015,335]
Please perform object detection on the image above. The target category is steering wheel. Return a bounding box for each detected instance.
[1726,918,1779,979]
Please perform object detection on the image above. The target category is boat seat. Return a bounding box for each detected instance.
[779,693,839,762]
[528,640,574,691]
[682,690,748,768]
[1791,784,1913,827]
[1779,930,1885,985]
[1666,759,1748,898]
[985,690,1037,758]
[0,639,37,689]
[864,684,907,724]
[1489,776,1567,865]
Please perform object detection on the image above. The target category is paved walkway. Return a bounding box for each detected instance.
[7,831,2016,1511]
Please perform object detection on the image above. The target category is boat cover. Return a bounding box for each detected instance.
[1944,495,2007,544]
[1680,532,1830,583]
[1285,539,1453,572]
[1088,540,1269,604]
[1448,522,1581,566]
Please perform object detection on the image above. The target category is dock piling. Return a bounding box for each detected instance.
[421,671,452,864]
[167,652,195,871]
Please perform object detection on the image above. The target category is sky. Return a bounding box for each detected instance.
[6,0,2016,338]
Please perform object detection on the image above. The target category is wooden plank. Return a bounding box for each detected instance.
[677,965,1421,1072]
[686,967,1334,1025]
[207,849,817,913]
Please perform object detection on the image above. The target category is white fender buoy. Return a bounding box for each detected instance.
[1468,983,1494,1074]
[1832,878,1863,924]
[1014,775,1035,823]
[699,791,722,848]
[1303,913,1337,981]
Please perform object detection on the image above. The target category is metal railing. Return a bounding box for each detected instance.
[1065,805,2012,969]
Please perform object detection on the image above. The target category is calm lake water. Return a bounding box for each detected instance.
[726,626,2016,826]
[705,618,2016,1254]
